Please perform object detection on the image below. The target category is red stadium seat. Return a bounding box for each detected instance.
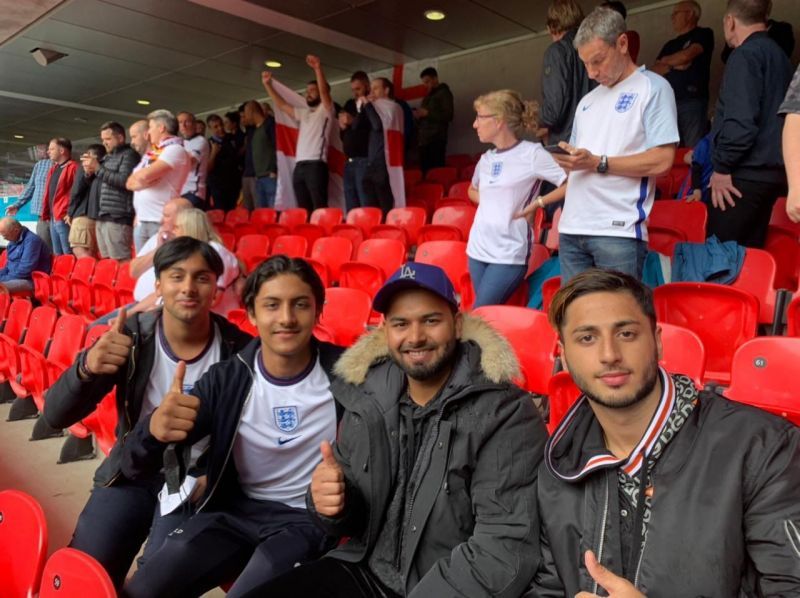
[648,225,687,257]
[262,224,292,246]
[53,256,95,314]
[114,263,136,306]
[763,225,800,290]
[541,276,561,314]
[227,309,257,336]
[0,288,9,325]
[472,306,558,394]
[331,225,364,256]
[369,225,409,247]
[546,371,582,434]
[293,224,325,250]
[3,305,57,392]
[271,235,309,258]
[233,222,258,240]
[435,196,473,210]
[304,257,329,288]
[769,197,800,235]
[0,490,48,597]
[345,207,383,236]
[527,244,552,278]
[250,208,278,227]
[206,209,225,225]
[220,232,236,251]
[224,207,250,226]
[459,164,476,181]
[425,166,458,191]
[731,248,777,325]
[725,337,800,426]
[655,174,673,199]
[417,224,463,243]
[310,207,343,235]
[311,237,354,284]
[445,154,475,169]
[414,241,469,296]
[278,208,308,228]
[430,205,476,240]
[409,183,445,216]
[448,181,471,200]
[316,288,372,347]
[382,206,427,246]
[659,322,706,388]
[654,283,758,385]
[33,254,74,306]
[39,548,115,598]
[649,200,707,243]
[74,325,116,454]
[786,295,800,337]
[236,234,270,273]
[403,169,422,189]
[340,239,406,297]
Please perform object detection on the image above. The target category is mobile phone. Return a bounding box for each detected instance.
[544,144,570,155]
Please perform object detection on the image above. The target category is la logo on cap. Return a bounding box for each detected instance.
[399,265,416,280]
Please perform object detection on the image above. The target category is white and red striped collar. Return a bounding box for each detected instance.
[546,367,675,482]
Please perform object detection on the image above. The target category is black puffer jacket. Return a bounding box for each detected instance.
[531,374,800,597]
[95,143,139,223]
[310,315,547,597]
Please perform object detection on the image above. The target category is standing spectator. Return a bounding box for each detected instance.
[6,145,53,252]
[781,66,800,223]
[262,55,335,212]
[707,0,793,248]
[242,100,278,208]
[41,137,78,256]
[414,67,454,174]
[231,108,254,210]
[601,1,640,62]
[652,1,715,148]
[84,121,139,262]
[540,0,594,145]
[722,16,795,62]
[206,114,242,212]
[68,143,105,258]
[177,112,209,209]
[553,7,678,282]
[195,120,206,137]
[469,90,566,308]
[359,78,397,215]
[0,217,51,294]
[129,119,149,155]
[340,71,371,212]
[127,110,190,252]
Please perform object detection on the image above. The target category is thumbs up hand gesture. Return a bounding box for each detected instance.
[84,307,133,377]
[149,361,201,443]
[311,440,345,517]
[575,551,647,598]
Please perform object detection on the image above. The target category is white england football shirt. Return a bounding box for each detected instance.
[294,106,334,163]
[468,140,566,265]
[233,350,337,509]
[560,67,679,241]
[133,141,191,223]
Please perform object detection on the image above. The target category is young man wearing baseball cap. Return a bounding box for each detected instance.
[247,262,548,597]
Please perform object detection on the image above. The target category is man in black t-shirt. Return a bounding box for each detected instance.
[340,71,371,213]
[653,1,714,147]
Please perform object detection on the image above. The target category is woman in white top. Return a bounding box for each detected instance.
[173,208,243,316]
[468,90,567,308]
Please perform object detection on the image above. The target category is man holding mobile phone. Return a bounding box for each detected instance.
[549,7,679,283]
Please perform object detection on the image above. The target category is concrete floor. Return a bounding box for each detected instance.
[0,402,224,596]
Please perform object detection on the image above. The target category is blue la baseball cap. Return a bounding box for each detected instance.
[372,262,458,314]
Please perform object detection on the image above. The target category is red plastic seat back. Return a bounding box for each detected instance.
[403,169,422,189]
[0,489,48,597]
[220,232,236,251]
[206,209,225,224]
[91,259,119,287]
[546,371,582,434]
[0,289,10,323]
[763,225,800,290]
[415,241,468,292]
[71,257,96,285]
[311,237,354,283]
[52,254,76,278]
[271,235,309,258]
[224,207,250,226]
[527,244,552,278]
[648,225,687,257]
[293,224,325,249]
[3,298,33,342]
[769,197,800,235]
[49,315,87,370]
[787,295,800,337]
[303,257,330,288]
[445,154,475,169]
[425,166,458,190]
[653,283,758,384]
[310,208,343,235]
[473,306,557,394]
[731,248,777,325]
[316,287,372,346]
[725,337,800,426]
[658,322,706,387]
[410,182,445,215]
[448,181,471,200]
[356,239,406,280]
[417,224,463,243]
[250,208,278,227]
[385,207,427,246]
[278,208,308,228]
[331,225,364,257]
[649,200,707,243]
[262,224,292,246]
[236,234,270,257]
[23,306,58,352]
[541,276,561,315]
[227,309,257,336]
[39,547,115,598]
[431,205,476,240]
[346,208,383,236]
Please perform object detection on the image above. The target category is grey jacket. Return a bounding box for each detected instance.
[95,143,139,223]
[309,315,547,597]
[531,374,800,597]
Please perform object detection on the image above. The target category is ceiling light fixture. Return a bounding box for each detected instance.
[13,135,24,139]
[136,99,151,106]
[424,9,446,21]
[265,60,282,68]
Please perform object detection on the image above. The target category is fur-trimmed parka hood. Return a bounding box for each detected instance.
[334,314,520,386]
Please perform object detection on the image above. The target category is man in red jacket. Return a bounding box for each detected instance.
[41,137,78,255]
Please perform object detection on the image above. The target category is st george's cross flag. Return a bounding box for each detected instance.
[369,97,406,207]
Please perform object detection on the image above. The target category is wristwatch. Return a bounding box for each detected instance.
[597,154,609,174]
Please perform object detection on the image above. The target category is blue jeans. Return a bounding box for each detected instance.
[255,176,277,208]
[50,220,71,255]
[468,258,527,309]
[343,157,369,212]
[559,234,648,283]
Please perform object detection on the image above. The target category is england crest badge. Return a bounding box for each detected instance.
[274,406,300,432]
[615,92,638,113]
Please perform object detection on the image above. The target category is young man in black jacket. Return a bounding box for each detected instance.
[529,269,800,597]
[44,237,252,588]
[121,256,343,598]
[68,143,105,258]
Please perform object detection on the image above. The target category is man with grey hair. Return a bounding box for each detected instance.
[706,0,793,248]
[653,1,714,147]
[177,111,209,209]
[127,109,190,251]
[0,217,51,294]
[548,7,678,282]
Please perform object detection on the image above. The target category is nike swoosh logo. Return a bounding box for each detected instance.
[278,435,301,445]
[581,104,592,111]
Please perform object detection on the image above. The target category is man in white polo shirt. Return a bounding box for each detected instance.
[177,111,209,209]
[553,7,679,282]
[127,109,191,252]
[262,54,335,211]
